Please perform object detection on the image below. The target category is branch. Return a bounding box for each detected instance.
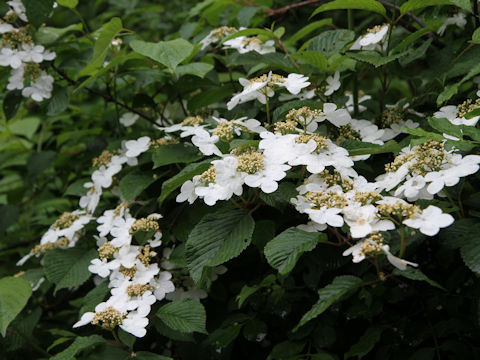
[263,0,322,16]
[51,64,159,126]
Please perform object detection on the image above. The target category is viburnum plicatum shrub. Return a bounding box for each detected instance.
[2,0,480,359]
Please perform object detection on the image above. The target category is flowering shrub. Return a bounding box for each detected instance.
[2,0,480,358]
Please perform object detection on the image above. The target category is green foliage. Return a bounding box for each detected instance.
[311,0,387,17]
[157,299,207,334]
[130,39,194,72]
[0,277,32,337]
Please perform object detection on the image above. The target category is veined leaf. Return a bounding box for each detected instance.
[428,117,463,138]
[264,228,327,275]
[294,275,362,331]
[175,62,213,78]
[0,277,32,337]
[393,268,445,290]
[346,50,412,67]
[400,0,472,14]
[23,0,54,28]
[222,28,274,43]
[152,143,202,168]
[130,38,194,71]
[285,19,333,46]
[312,0,386,17]
[186,208,255,284]
[50,335,105,360]
[307,30,355,58]
[157,299,207,334]
[119,170,157,202]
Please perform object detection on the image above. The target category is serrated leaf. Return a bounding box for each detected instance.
[158,159,211,205]
[78,281,109,315]
[157,299,207,334]
[346,50,411,67]
[339,139,401,156]
[307,30,355,58]
[3,91,22,120]
[294,275,362,331]
[400,0,470,14]
[405,127,445,141]
[23,0,54,28]
[36,23,83,45]
[0,277,32,337]
[312,0,386,17]
[7,117,40,139]
[50,335,105,360]
[47,86,70,116]
[79,18,123,77]
[119,170,156,202]
[264,228,327,275]
[292,51,327,71]
[153,143,202,168]
[186,208,255,284]
[399,38,432,66]
[391,28,432,54]
[285,19,333,46]
[236,274,276,308]
[428,117,462,138]
[44,248,97,294]
[460,237,480,275]
[175,62,213,78]
[472,28,480,44]
[393,268,445,290]
[130,38,194,71]
[345,327,384,359]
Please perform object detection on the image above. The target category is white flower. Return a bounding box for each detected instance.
[345,93,371,114]
[279,73,310,95]
[120,112,139,127]
[7,65,25,90]
[124,136,150,158]
[92,163,122,188]
[7,0,27,21]
[351,24,389,50]
[305,207,344,227]
[437,12,467,36]
[297,221,328,232]
[0,23,15,34]
[176,179,199,204]
[394,175,432,201]
[18,43,56,63]
[79,182,102,213]
[22,72,54,101]
[380,119,419,141]
[110,216,135,247]
[223,36,275,54]
[0,47,23,68]
[227,73,274,110]
[434,105,480,126]
[320,103,351,127]
[191,128,221,156]
[243,156,290,193]
[151,272,175,300]
[403,205,454,236]
[324,71,340,96]
[343,205,395,238]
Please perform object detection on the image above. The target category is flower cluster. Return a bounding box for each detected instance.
[1,0,56,101]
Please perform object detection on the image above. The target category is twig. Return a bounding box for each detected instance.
[275,38,303,72]
[51,64,159,126]
[263,0,322,16]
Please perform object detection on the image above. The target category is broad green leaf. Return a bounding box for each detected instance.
[157,159,211,205]
[186,208,255,284]
[3,91,22,120]
[27,151,57,177]
[269,341,306,359]
[8,117,40,140]
[292,51,327,71]
[119,170,156,202]
[203,325,242,348]
[153,143,202,168]
[79,18,123,77]
[157,299,207,334]
[78,281,109,315]
[285,19,333,46]
[393,268,445,290]
[312,0,386,17]
[391,28,432,54]
[50,335,105,360]
[237,6,259,27]
[294,275,362,331]
[465,107,480,120]
[405,127,445,141]
[222,28,274,43]
[187,85,234,111]
[472,28,480,44]
[130,38,194,71]
[264,228,327,275]
[0,204,19,234]
[23,0,54,28]
[44,248,97,294]
[57,0,78,8]
[400,0,471,14]
[460,237,480,275]
[345,327,384,359]
[436,84,459,105]
[47,86,70,116]
[0,277,32,337]
[36,23,83,45]
[428,117,462,138]
[307,30,355,58]
[175,62,214,78]
[340,140,402,156]
[399,38,433,66]
[236,274,276,308]
[346,50,411,67]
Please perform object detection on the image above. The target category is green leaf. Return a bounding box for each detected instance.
[264,228,327,275]
[157,159,211,205]
[187,85,234,111]
[222,28,274,43]
[44,248,97,294]
[47,86,70,116]
[36,23,83,45]
[340,140,402,156]
[157,299,207,334]
[460,237,480,275]
[130,38,194,71]
[0,204,19,234]
[391,28,432,54]
[400,0,471,14]
[119,170,156,202]
[203,324,242,348]
[23,0,54,28]
[152,143,202,168]
[186,208,255,284]
[78,281,109,315]
[465,107,480,120]
[79,18,123,77]
[392,268,445,290]
[236,274,276,308]
[0,277,32,337]
[27,151,57,177]
[428,117,462,138]
[346,50,411,67]
[398,38,432,66]
[3,91,22,120]
[292,51,327,71]
[307,30,355,58]
[285,19,333,46]
[50,335,105,360]
[175,62,213,78]
[404,127,445,141]
[57,0,78,8]
[294,275,362,331]
[344,327,384,359]
[7,117,40,140]
[312,0,386,17]
[472,28,480,44]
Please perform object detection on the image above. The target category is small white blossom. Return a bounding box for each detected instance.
[403,205,454,236]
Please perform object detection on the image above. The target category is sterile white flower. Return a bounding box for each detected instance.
[403,205,454,236]
[124,136,151,158]
[120,112,139,127]
[191,128,222,156]
[324,71,341,96]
